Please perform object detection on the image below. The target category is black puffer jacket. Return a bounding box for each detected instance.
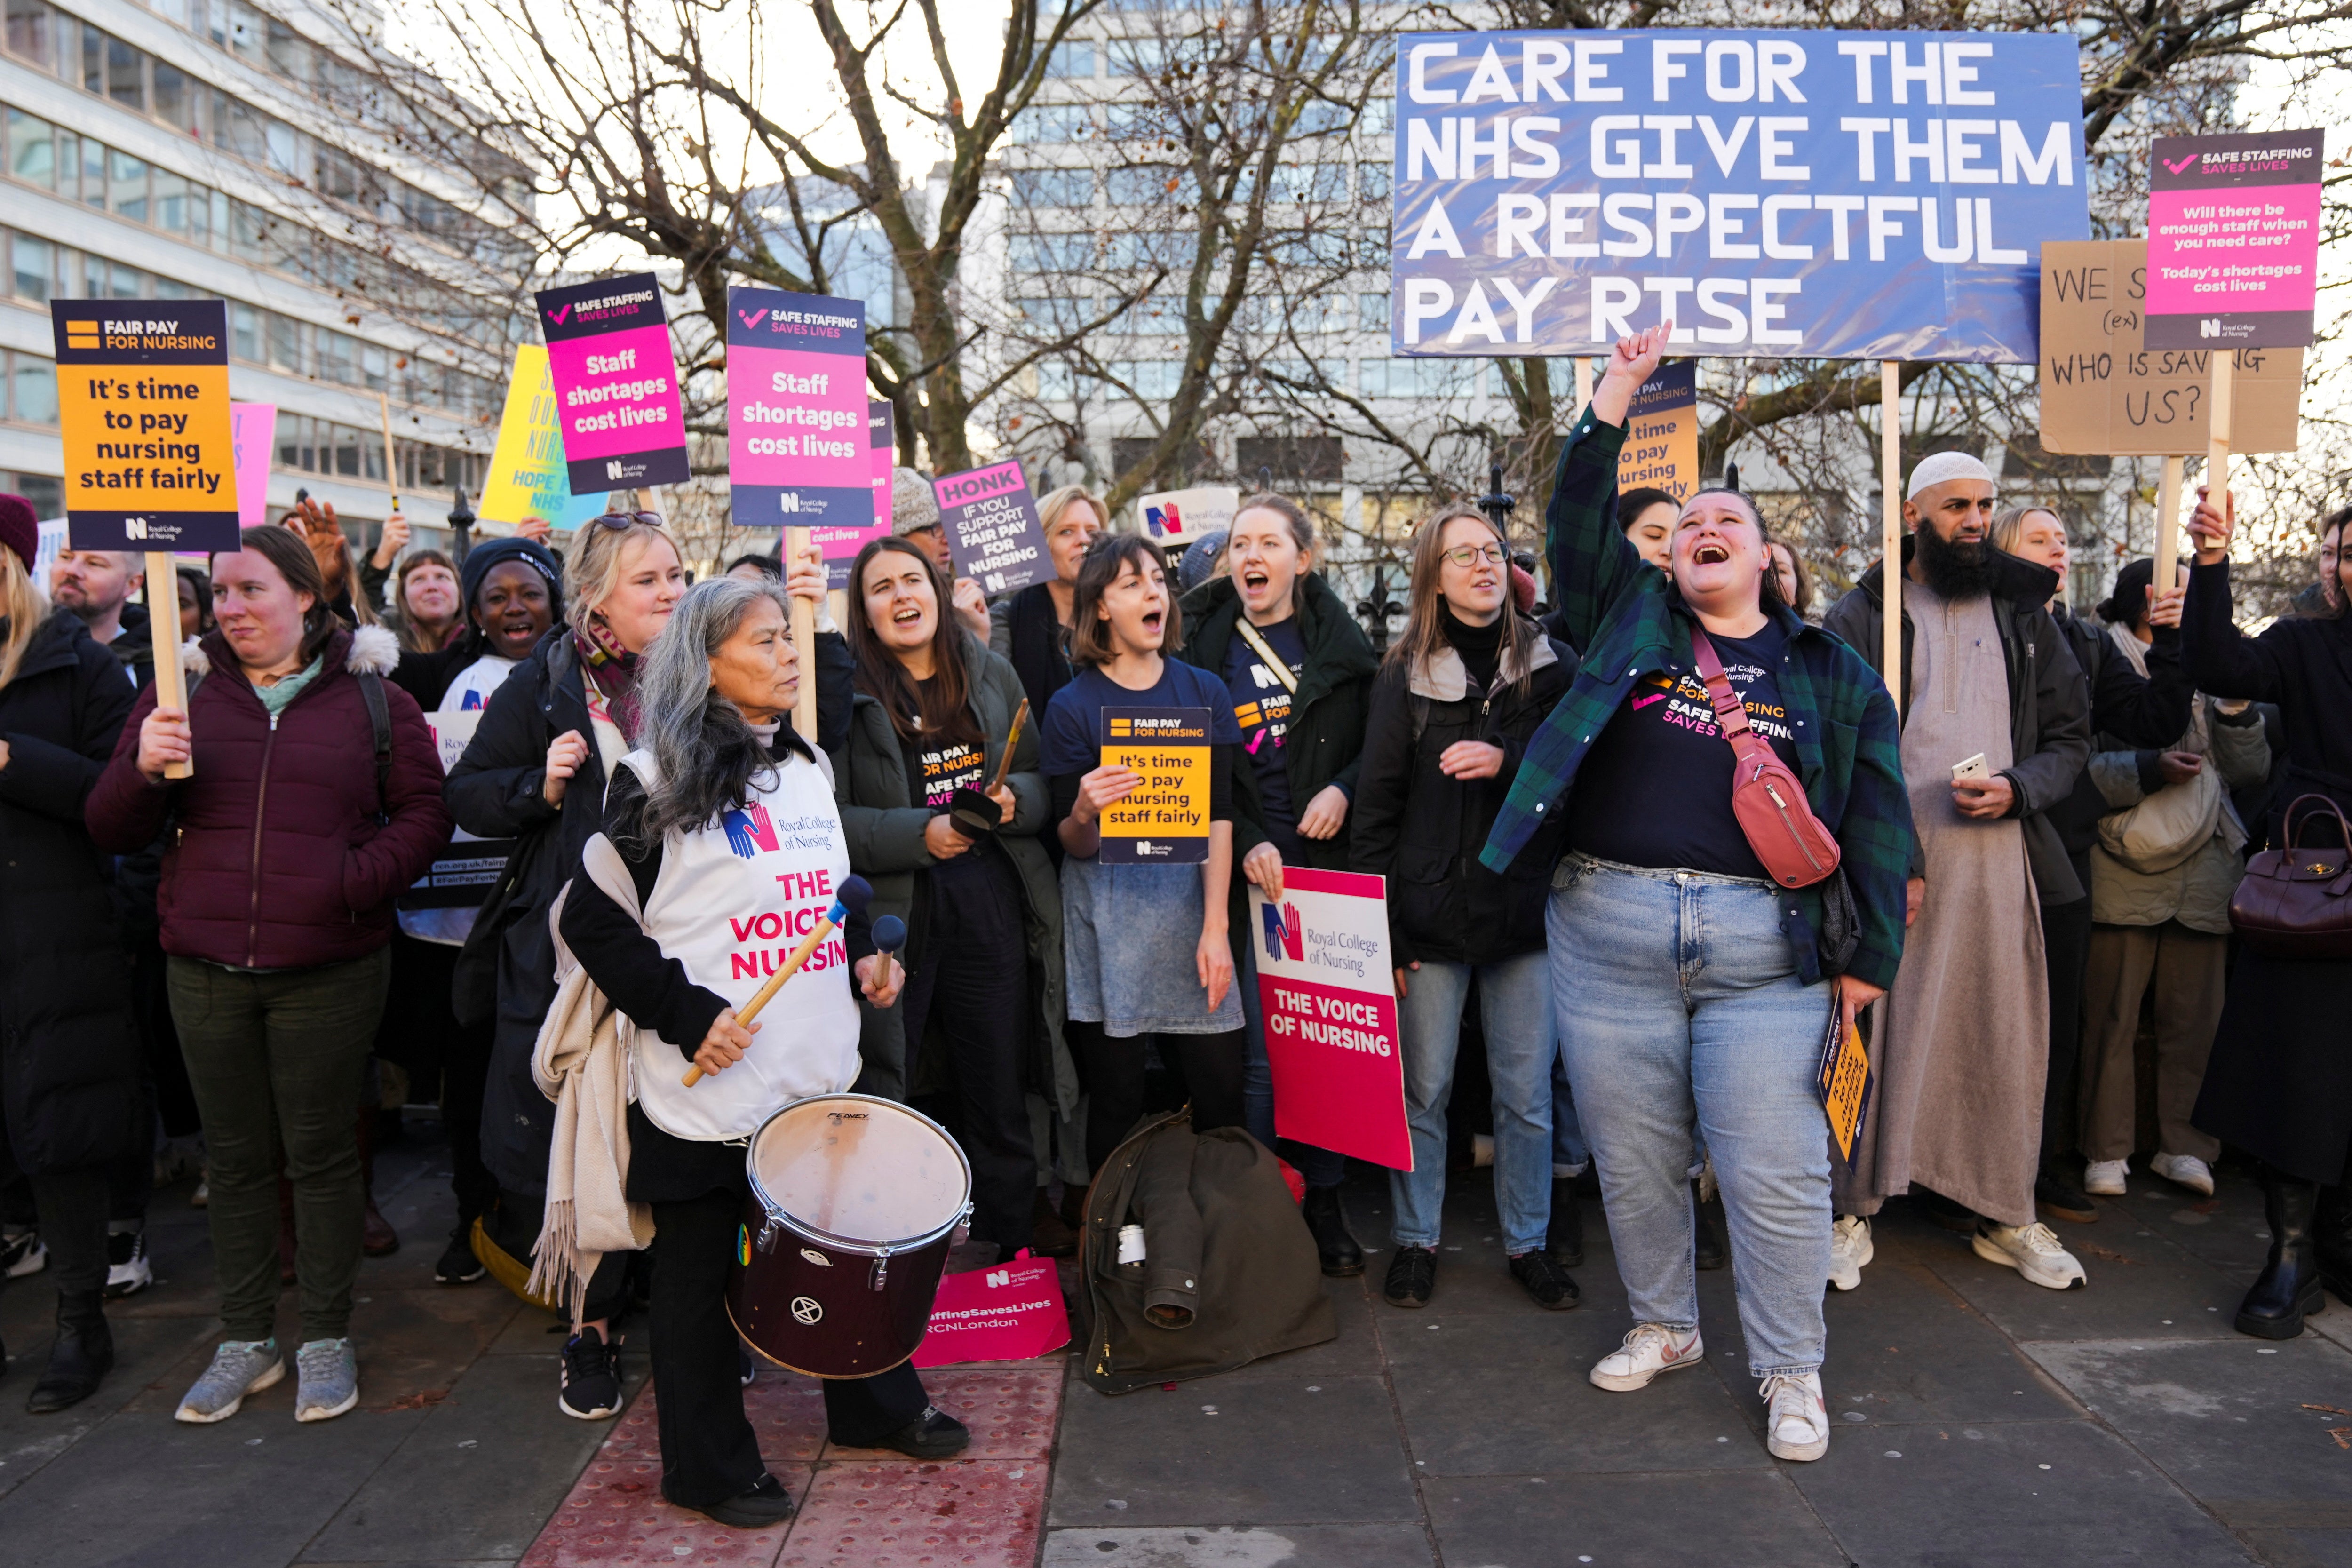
[445,627,854,1193]
[0,611,144,1174]
[1350,627,1575,967]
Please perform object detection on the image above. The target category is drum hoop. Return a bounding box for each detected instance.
[743,1091,975,1255]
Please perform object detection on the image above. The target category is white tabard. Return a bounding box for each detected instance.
[623,746,860,1142]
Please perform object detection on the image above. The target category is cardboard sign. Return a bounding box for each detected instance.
[2038,240,2301,455]
[535,273,689,493]
[479,347,608,529]
[1098,707,1210,864]
[1248,869,1412,1170]
[1392,30,2090,363]
[52,299,239,550]
[1817,1003,1875,1168]
[910,1254,1070,1368]
[2146,130,2326,350]
[936,460,1047,595]
[725,288,876,577]
[1616,360,1699,500]
[1140,486,1241,543]
[403,711,516,909]
[230,403,274,528]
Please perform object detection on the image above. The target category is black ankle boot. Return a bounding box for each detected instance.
[27,1289,113,1415]
[1301,1185,1364,1277]
[2314,1184,2352,1305]
[1547,1176,1585,1269]
[2237,1172,2324,1340]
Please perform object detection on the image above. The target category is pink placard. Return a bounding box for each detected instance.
[2145,185,2323,318]
[910,1255,1070,1368]
[1250,867,1413,1170]
[230,402,274,528]
[543,323,681,465]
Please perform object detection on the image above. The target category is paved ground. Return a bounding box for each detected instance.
[2,1119,2347,1567]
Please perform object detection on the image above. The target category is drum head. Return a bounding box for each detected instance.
[748,1096,970,1248]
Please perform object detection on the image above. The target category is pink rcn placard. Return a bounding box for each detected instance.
[910,1254,1069,1368]
[2145,129,2325,350]
[230,402,274,527]
[535,272,690,493]
[1249,868,1412,1170]
[726,288,873,563]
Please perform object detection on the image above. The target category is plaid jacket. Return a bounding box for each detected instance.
[1478,409,1917,990]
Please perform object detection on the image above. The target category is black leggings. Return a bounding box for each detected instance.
[1065,1021,1248,1174]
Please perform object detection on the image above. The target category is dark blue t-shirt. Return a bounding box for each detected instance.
[1569,621,1801,880]
[1219,616,1308,861]
[1040,661,1246,780]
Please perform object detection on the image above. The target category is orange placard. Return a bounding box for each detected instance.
[53,300,238,551]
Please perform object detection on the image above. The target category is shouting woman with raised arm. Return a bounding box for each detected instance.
[1478,327,1915,1465]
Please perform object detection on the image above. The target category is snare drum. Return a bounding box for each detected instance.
[725,1094,972,1378]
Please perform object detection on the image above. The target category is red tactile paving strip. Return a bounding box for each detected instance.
[525,1365,1062,1568]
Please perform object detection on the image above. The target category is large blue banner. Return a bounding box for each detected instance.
[1392,30,2088,363]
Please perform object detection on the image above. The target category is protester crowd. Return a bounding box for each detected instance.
[0,326,2345,1515]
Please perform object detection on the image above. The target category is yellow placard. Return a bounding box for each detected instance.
[1098,707,1210,864]
[1819,1011,1873,1167]
[477,345,605,529]
[53,299,238,550]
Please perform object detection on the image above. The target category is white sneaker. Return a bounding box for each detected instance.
[2083,1159,2128,1197]
[1973,1221,2087,1290]
[1828,1214,1873,1292]
[2150,1153,2215,1197]
[1589,1323,1705,1392]
[1761,1370,1829,1461]
[1,1231,45,1279]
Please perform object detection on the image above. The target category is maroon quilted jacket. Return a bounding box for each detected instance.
[85,624,452,971]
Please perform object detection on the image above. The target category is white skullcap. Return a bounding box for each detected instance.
[1906,450,1995,499]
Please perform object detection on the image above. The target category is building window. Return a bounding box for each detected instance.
[1046,40,1092,79]
[107,33,144,111]
[7,109,53,187]
[109,148,146,222]
[152,60,192,130]
[5,0,55,69]
[12,233,50,301]
[9,350,58,424]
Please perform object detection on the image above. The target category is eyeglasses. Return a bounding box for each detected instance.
[1441,543,1510,568]
[592,510,665,531]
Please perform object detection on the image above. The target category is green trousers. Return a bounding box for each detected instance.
[168,950,389,1343]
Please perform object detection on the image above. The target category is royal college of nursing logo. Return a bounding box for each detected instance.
[1261,900,1304,963]
[723,802,780,859]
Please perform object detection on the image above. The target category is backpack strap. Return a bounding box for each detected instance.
[1232,616,1300,695]
[1688,629,1764,753]
[357,670,393,824]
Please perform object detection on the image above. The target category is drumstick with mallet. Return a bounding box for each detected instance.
[683,874,873,1086]
[871,915,906,994]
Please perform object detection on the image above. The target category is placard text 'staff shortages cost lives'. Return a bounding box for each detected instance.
[53,299,239,552]
[1391,30,2090,364]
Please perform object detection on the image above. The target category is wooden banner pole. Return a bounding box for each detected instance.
[1880,361,1903,717]
[2203,352,2235,561]
[145,553,190,778]
[787,525,817,741]
[376,391,402,516]
[1573,355,1593,417]
[2153,454,2185,597]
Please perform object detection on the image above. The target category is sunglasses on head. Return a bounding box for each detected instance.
[592,510,664,531]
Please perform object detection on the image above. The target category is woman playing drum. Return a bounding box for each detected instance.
[559,577,966,1528]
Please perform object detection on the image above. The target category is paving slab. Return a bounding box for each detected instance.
[2024,1331,2352,1559]
[1048,1370,1416,1528]
[1041,1523,1434,1568]
[1381,1304,1767,1476]
[1423,1469,1847,1568]
[1787,1415,2256,1567]
[302,1349,639,1563]
[1197,1274,1385,1381]
[780,1458,1048,1568]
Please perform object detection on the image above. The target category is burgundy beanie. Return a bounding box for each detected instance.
[0,493,37,575]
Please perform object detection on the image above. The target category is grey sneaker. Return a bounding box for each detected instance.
[175,1339,284,1424]
[294,1338,360,1422]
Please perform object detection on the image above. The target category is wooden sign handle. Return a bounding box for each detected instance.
[2203,353,2235,562]
[2153,455,2185,598]
[377,392,402,516]
[786,525,818,742]
[145,552,191,779]
[1879,361,1904,719]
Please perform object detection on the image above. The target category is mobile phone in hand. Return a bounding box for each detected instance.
[1950,754,1990,783]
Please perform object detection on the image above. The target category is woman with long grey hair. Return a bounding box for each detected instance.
[557,577,965,1529]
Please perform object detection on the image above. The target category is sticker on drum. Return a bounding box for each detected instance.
[737,1224,750,1266]
[791,1296,824,1324]
[747,1096,969,1248]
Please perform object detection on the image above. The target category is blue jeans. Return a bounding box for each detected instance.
[1549,856,1834,1378]
[1389,953,1555,1254]
[1237,936,1347,1190]
[1551,1049,1589,1172]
